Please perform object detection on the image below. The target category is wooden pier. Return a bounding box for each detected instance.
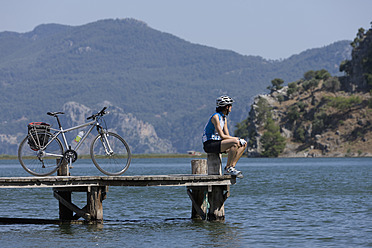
[0,154,235,223]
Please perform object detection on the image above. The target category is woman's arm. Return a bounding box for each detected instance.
[211,114,237,140]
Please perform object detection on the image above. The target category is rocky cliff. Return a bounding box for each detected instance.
[242,27,372,157]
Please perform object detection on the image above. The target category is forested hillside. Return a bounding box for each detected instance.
[0,18,352,154]
[235,26,372,157]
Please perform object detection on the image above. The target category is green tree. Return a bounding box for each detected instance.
[294,126,306,142]
[350,27,365,48]
[315,69,331,80]
[234,118,250,138]
[287,105,300,123]
[267,78,284,93]
[340,60,352,75]
[304,70,316,80]
[260,118,286,157]
[302,78,319,91]
[276,94,285,104]
[312,110,328,136]
[287,81,299,97]
[323,77,341,92]
[256,97,272,125]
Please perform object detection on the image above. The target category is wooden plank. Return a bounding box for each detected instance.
[0,175,236,188]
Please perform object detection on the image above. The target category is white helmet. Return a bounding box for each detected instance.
[216,95,234,107]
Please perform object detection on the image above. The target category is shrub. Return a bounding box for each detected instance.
[294,126,306,142]
[323,77,341,92]
[277,94,285,104]
[315,69,331,80]
[287,105,300,123]
[324,96,362,110]
[287,82,298,97]
[255,97,272,125]
[267,78,284,93]
[261,130,286,157]
[304,70,316,80]
[312,111,328,135]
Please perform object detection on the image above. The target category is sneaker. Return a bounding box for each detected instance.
[224,167,243,178]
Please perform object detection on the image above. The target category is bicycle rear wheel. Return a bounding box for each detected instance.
[90,132,131,176]
[18,133,64,176]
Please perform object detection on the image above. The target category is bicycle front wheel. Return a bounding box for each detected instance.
[18,133,64,176]
[90,132,131,176]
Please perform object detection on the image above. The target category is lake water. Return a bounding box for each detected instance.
[0,157,371,247]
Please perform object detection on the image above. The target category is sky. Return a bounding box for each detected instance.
[1,0,371,60]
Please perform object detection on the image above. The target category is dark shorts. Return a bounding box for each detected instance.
[203,140,221,153]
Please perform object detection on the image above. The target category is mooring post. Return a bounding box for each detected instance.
[207,153,222,175]
[56,159,73,220]
[188,155,229,221]
[188,159,208,220]
[87,186,107,222]
[207,153,227,221]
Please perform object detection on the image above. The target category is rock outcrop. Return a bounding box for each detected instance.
[244,27,372,157]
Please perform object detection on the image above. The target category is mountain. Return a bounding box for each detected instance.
[236,27,372,157]
[0,18,352,154]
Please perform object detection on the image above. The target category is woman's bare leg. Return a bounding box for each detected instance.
[220,138,246,169]
[225,143,247,169]
[231,143,247,167]
[220,138,239,152]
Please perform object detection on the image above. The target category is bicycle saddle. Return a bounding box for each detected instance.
[47,112,65,117]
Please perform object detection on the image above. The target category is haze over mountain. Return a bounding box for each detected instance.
[0,18,352,154]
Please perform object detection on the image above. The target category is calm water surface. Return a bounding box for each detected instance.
[0,157,371,247]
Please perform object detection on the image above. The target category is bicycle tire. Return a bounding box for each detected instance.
[18,132,64,176]
[90,132,131,176]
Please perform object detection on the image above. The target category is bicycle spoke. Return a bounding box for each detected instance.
[18,133,64,176]
[90,132,131,176]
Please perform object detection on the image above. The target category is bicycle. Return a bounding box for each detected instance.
[18,107,131,176]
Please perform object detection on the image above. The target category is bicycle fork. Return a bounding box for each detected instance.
[100,133,114,156]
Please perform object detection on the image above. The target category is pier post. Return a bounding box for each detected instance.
[188,156,229,221]
[207,185,229,221]
[87,186,107,222]
[56,159,73,220]
[188,159,208,220]
[207,153,222,175]
[53,159,108,223]
[207,153,227,221]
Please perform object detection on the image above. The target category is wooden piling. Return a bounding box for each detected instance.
[54,159,107,223]
[87,186,107,222]
[206,153,227,221]
[207,153,222,175]
[208,185,229,221]
[56,159,73,220]
[189,159,208,220]
[188,155,230,221]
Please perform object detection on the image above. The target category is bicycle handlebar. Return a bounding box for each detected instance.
[47,108,107,120]
[87,107,107,120]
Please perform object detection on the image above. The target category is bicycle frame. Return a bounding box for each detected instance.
[44,119,97,153]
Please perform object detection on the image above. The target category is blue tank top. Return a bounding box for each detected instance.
[202,112,225,143]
